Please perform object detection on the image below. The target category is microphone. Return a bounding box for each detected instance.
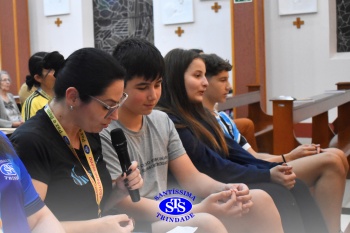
[110,128,140,202]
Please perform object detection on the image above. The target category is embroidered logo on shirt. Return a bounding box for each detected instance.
[71,165,90,186]
[0,163,19,180]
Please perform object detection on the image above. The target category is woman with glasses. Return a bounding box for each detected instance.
[21,52,60,121]
[0,70,23,128]
[10,48,143,233]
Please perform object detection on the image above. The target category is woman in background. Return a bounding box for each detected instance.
[0,70,23,128]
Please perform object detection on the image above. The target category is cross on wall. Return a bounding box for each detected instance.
[172,1,223,37]
[293,17,304,29]
[175,27,184,37]
[211,2,222,13]
[55,18,62,27]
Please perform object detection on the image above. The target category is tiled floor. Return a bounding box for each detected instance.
[342,214,350,232]
[341,180,350,231]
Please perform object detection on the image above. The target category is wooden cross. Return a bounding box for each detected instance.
[211,2,222,13]
[55,18,62,27]
[293,17,304,29]
[175,27,184,37]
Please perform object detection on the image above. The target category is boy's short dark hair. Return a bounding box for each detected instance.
[112,38,164,84]
[201,53,232,79]
[190,48,204,54]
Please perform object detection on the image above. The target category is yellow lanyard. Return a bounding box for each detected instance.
[44,105,103,217]
[37,88,52,100]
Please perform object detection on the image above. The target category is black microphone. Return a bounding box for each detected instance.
[110,128,140,202]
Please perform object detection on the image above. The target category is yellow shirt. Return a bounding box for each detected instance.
[21,89,51,121]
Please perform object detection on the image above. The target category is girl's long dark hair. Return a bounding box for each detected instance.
[157,49,228,156]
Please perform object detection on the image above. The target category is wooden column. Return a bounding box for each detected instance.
[0,0,30,94]
[271,99,298,154]
[231,0,266,118]
[335,82,350,134]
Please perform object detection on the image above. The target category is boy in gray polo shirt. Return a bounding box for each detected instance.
[100,38,283,233]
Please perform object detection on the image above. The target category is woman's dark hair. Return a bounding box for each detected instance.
[201,53,232,79]
[157,48,229,155]
[54,48,126,102]
[26,51,64,90]
[112,38,164,84]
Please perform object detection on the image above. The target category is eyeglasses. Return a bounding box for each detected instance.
[43,69,54,79]
[89,92,128,118]
[0,78,11,83]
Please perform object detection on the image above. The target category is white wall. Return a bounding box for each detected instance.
[27,0,349,120]
[154,0,350,119]
[264,1,350,117]
[153,0,232,61]
[28,0,94,58]
[29,0,232,71]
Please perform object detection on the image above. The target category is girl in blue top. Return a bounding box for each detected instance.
[0,131,64,233]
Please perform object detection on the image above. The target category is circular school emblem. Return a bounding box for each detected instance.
[155,189,196,223]
[0,163,17,176]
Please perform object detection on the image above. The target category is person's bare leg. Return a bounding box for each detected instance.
[152,213,228,233]
[324,148,349,172]
[290,152,346,233]
[221,189,284,233]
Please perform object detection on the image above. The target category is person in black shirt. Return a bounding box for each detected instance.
[11,48,142,233]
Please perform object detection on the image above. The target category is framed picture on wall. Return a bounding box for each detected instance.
[278,0,317,15]
[234,0,253,3]
[43,0,70,16]
[161,0,194,25]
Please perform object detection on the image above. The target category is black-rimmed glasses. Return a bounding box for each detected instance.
[89,92,128,118]
[0,78,11,83]
[43,69,54,79]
